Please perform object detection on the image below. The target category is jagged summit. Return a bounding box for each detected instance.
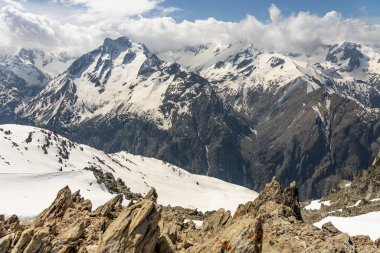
[17,38,380,199]
[1,175,379,252]
[22,36,208,129]
[326,41,365,72]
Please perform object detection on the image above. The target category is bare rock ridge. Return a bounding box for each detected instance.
[1,175,379,252]
[303,151,380,223]
[13,37,379,200]
[0,186,161,253]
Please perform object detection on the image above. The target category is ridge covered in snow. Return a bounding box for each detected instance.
[0,124,258,217]
[22,37,212,129]
[159,41,380,111]
[3,48,75,87]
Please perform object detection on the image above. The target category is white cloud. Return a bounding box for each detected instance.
[268,3,282,24]
[51,0,164,22]
[0,1,380,56]
[2,0,24,10]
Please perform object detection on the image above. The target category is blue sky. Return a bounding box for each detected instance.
[162,0,380,22]
[10,0,380,22]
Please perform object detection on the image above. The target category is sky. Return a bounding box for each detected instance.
[161,0,380,22]
[1,0,380,55]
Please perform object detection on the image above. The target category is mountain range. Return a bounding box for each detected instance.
[0,37,379,199]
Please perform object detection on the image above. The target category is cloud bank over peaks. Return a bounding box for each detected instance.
[0,0,380,57]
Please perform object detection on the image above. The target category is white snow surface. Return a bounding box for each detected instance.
[0,124,258,217]
[161,41,380,112]
[184,219,203,229]
[4,49,74,87]
[23,39,202,130]
[314,211,380,241]
[304,200,332,210]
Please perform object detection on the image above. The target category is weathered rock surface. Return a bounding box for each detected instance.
[1,171,380,252]
[302,151,380,223]
[234,178,302,221]
[97,199,161,253]
[0,186,165,253]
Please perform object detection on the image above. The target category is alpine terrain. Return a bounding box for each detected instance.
[1,1,380,252]
[16,37,379,199]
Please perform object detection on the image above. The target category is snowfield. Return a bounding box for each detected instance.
[314,211,380,241]
[304,199,332,210]
[0,124,258,217]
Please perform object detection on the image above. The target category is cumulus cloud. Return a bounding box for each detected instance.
[119,10,380,54]
[0,0,380,56]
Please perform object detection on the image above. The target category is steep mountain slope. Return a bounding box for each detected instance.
[0,49,75,124]
[22,37,253,187]
[4,48,74,87]
[0,124,258,217]
[20,38,380,199]
[161,41,380,198]
[0,66,29,123]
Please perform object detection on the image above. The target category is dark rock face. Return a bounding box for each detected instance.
[69,74,252,186]
[227,80,379,199]
[326,42,364,72]
[0,66,31,123]
[17,38,380,200]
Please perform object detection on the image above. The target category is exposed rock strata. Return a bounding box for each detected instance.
[1,176,379,252]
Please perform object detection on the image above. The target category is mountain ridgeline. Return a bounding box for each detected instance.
[1,37,379,199]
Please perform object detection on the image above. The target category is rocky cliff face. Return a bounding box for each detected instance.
[4,38,377,199]
[21,37,253,187]
[302,151,380,223]
[1,176,379,252]
[0,66,29,123]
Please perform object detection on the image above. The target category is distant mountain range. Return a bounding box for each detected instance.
[0,37,379,199]
[0,49,75,123]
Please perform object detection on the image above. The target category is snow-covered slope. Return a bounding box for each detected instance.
[158,42,250,72]
[0,65,29,122]
[0,124,258,217]
[160,41,380,111]
[314,211,380,241]
[204,48,324,94]
[318,42,380,108]
[4,48,75,87]
[23,37,213,129]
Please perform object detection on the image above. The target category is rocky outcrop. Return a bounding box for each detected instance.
[234,178,302,221]
[1,176,380,252]
[33,186,73,225]
[84,166,142,200]
[97,199,161,253]
[303,151,380,222]
[187,177,375,253]
[158,176,379,252]
[0,186,163,253]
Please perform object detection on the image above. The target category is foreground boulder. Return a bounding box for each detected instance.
[0,186,162,253]
[234,178,302,220]
[97,199,161,253]
[0,176,379,252]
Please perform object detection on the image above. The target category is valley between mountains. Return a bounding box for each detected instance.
[1,37,379,199]
[0,36,380,252]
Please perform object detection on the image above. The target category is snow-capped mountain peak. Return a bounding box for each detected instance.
[325,41,365,72]
[23,37,213,129]
[2,48,75,89]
